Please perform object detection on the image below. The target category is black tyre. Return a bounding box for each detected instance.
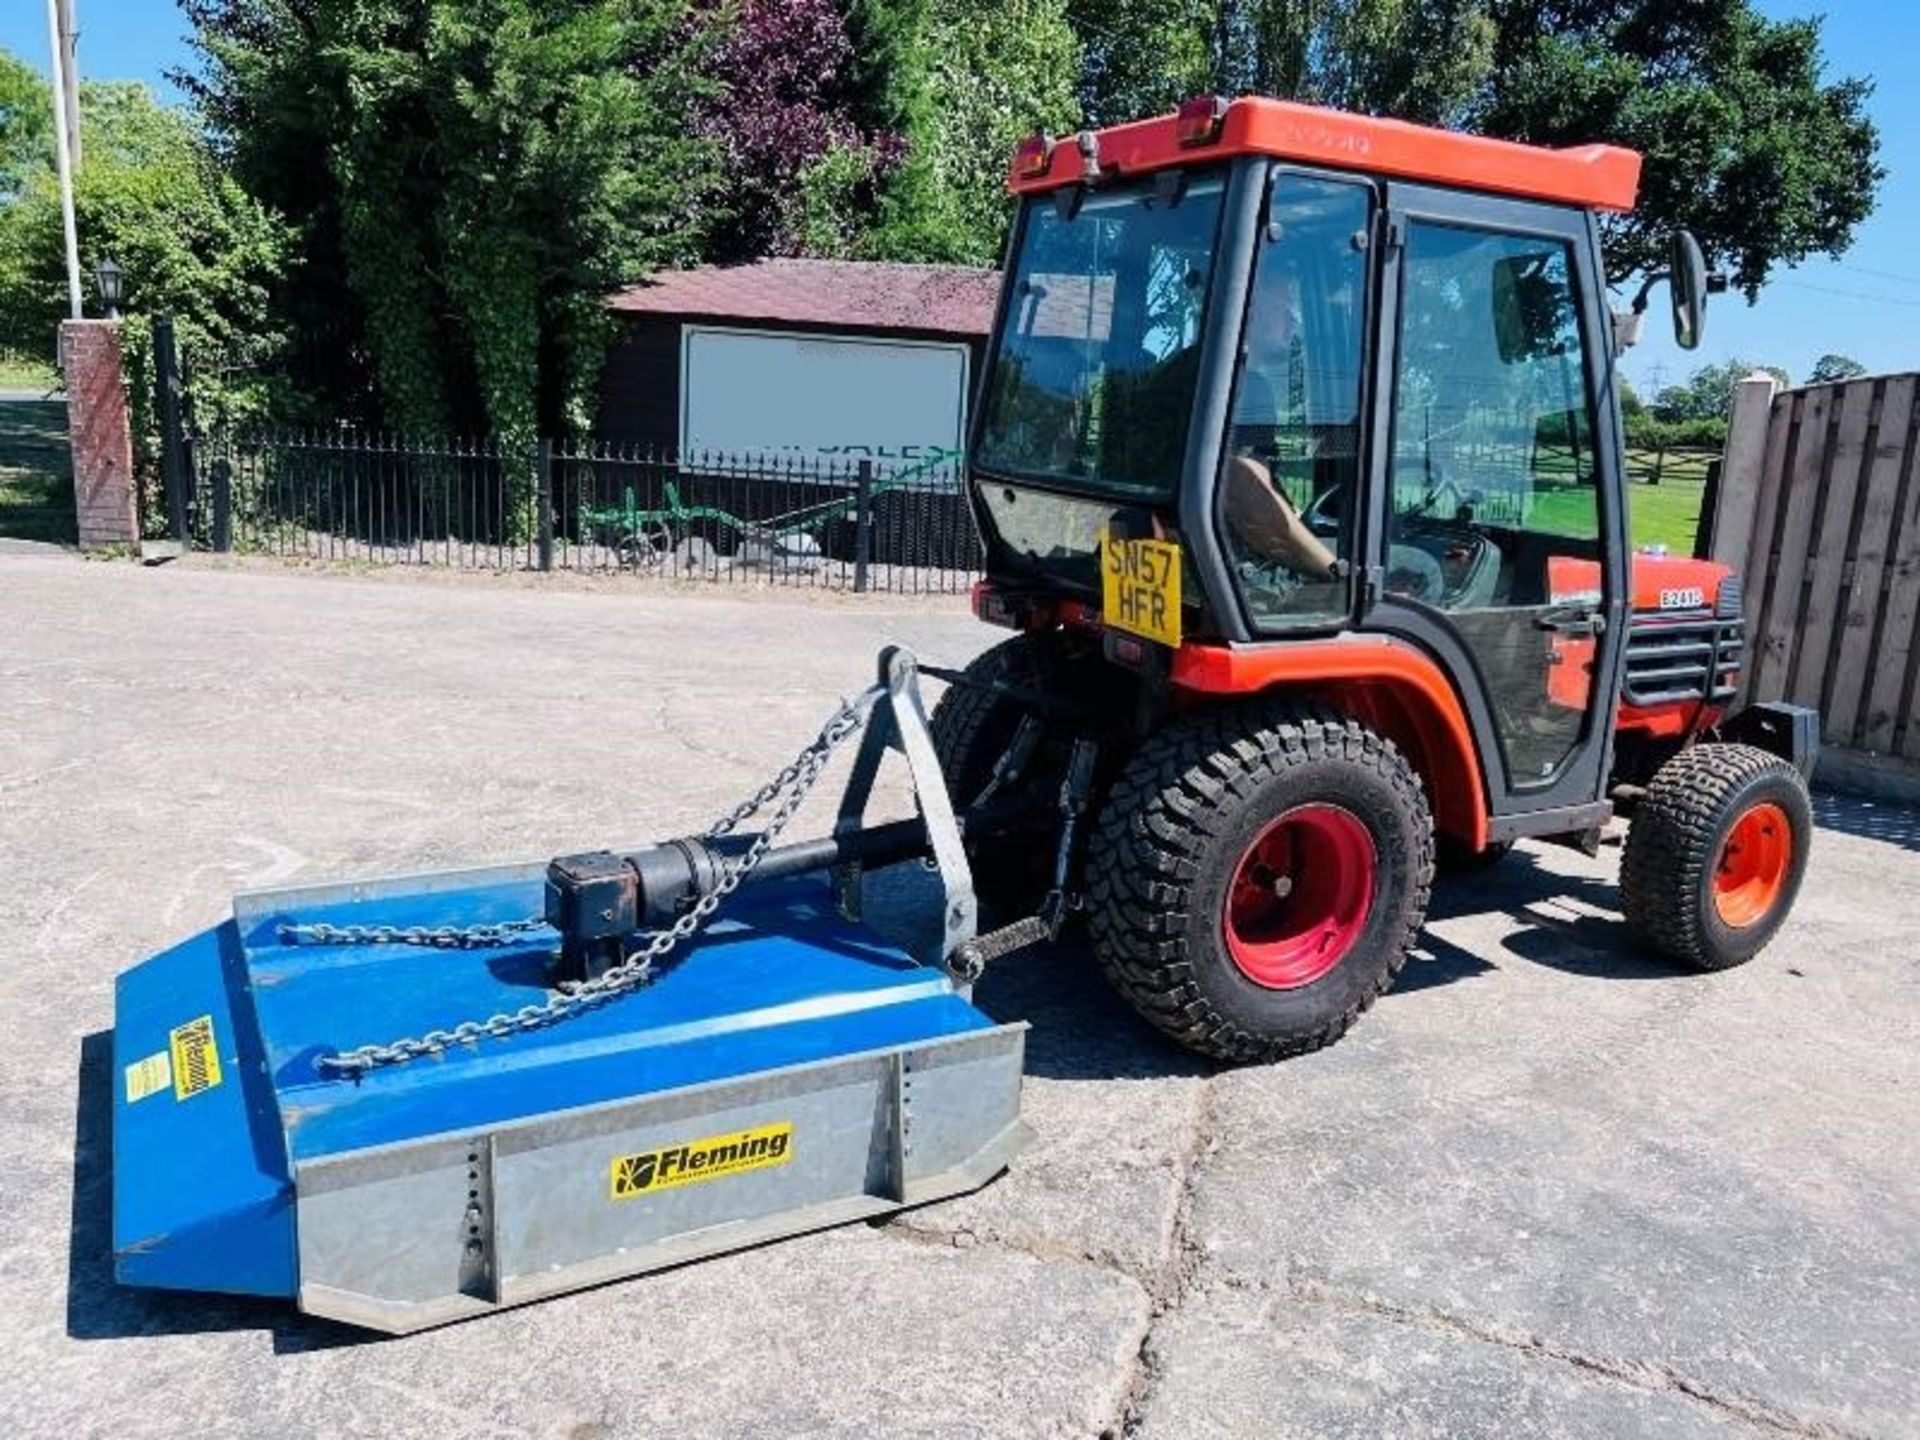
[929,635,1046,801]
[928,634,1062,912]
[1621,742,1811,970]
[1087,702,1434,1064]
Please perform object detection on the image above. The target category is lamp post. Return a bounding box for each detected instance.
[94,257,125,320]
[44,0,82,319]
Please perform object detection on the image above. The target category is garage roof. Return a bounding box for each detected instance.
[608,259,1001,338]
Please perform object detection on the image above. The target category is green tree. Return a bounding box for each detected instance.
[1618,374,1644,421]
[1808,352,1868,385]
[1213,0,1497,121]
[0,71,291,434]
[912,0,1082,264]
[844,0,1080,264]
[841,0,946,258]
[1056,1,1878,297]
[1652,359,1789,425]
[1066,1,1497,129]
[185,0,720,439]
[1475,3,1880,297]
[0,48,53,201]
[1069,0,1216,126]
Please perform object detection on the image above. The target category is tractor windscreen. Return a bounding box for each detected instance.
[977,172,1226,500]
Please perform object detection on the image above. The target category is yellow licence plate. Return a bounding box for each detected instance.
[1101,530,1182,648]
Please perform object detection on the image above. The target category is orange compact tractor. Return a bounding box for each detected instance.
[933,95,1817,1062]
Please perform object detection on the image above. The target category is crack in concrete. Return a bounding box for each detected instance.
[1107,1077,1221,1440]
[876,1214,1150,1290]
[1280,1273,1875,1440]
[874,1078,1225,1440]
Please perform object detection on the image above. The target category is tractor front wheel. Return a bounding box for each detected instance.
[1087,702,1434,1064]
[1621,743,1811,970]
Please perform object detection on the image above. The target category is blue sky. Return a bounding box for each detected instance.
[4,1,1914,395]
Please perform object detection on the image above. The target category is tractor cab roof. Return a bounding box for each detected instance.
[1009,96,1641,214]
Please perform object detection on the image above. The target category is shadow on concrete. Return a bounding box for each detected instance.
[1392,931,1499,993]
[972,939,1217,1083]
[65,1031,374,1353]
[886,842,1693,1081]
[0,397,75,546]
[1424,845,1683,982]
[1813,789,1920,853]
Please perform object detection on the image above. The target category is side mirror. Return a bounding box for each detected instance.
[1671,231,1707,350]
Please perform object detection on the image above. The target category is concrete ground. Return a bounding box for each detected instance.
[3,550,1917,1439]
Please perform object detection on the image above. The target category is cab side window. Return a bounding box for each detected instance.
[1387,224,1599,607]
[1386,220,1605,785]
[1222,174,1372,628]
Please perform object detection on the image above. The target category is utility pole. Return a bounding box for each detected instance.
[45,0,83,319]
[55,0,80,170]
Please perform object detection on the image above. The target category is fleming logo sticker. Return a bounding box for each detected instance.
[610,1122,793,1200]
[168,1015,224,1101]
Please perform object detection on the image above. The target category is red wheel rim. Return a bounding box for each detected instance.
[1223,803,1377,989]
[1714,801,1792,928]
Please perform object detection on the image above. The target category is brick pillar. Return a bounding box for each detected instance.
[60,319,141,551]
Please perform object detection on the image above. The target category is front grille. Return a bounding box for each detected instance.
[1716,574,1744,619]
[1623,612,1743,707]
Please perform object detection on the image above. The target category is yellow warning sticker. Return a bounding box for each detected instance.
[169,1015,224,1101]
[610,1122,793,1200]
[124,1051,172,1104]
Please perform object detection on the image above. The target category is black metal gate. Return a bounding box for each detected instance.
[153,315,194,545]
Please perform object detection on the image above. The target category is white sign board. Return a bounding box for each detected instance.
[680,326,969,475]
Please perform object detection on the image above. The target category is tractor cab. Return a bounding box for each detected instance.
[938,97,1814,1065]
[968,96,1727,827]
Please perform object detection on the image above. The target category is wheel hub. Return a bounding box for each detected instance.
[1714,800,1792,929]
[1223,803,1376,989]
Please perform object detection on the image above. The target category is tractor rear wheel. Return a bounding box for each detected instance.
[1621,742,1811,970]
[928,634,1065,914]
[1087,702,1434,1064]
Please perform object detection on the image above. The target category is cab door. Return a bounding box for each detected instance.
[1364,185,1628,823]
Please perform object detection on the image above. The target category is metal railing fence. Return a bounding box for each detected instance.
[168,426,1718,593]
[183,431,984,594]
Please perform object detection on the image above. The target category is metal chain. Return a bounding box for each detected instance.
[314,686,880,1077]
[277,917,551,949]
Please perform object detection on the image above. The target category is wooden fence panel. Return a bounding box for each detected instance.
[1826,377,1916,745]
[1862,405,1920,757]
[1732,389,1796,706]
[1719,372,1920,762]
[1750,386,1832,703]
[1711,373,1782,572]
[1789,380,1874,716]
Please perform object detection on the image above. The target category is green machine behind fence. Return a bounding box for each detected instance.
[579,451,961,573]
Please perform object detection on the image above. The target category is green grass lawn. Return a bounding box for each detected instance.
[1521,476,1707,555]
[0,399,76,544]
[1623,476,1709,555]
[1394,442,1715,557]
[0,352,60,393]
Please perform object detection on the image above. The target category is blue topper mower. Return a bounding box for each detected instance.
[112,650,1051,1334]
